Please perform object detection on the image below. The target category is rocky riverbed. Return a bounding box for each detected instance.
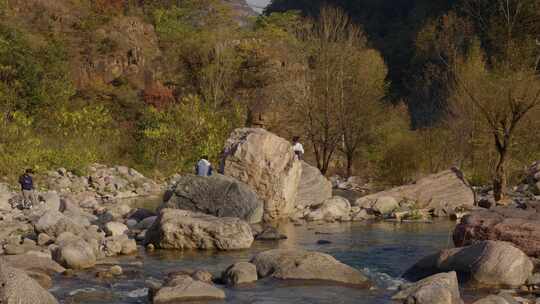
[49,220,461,304]
[1,128,539,304]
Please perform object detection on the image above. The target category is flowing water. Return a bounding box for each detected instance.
[50,219,480,304]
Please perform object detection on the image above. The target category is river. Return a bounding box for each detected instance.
[49,219,484,304]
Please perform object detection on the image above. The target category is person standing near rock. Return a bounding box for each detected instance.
[196,156,213,176]
[19,168,37,209]
[292,136,305,160]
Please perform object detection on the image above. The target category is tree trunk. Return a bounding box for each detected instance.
[346,153,353,178]
[493,147,508,202]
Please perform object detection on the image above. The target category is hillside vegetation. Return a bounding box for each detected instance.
[1,0,540,200]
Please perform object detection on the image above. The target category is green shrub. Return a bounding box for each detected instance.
[376,133,423,186]
[137,95,245,175]
[0,112,44,180]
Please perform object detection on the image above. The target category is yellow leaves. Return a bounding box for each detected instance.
[51,105,112,138]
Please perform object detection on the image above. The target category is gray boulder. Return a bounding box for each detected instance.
[135,216,157,230]
[3,238,40,255]
[0,261,59,304]
[39,191,61,212]
[221,128,303,221]
[102,235,137,256]
[371,196,399,215]
[305,196,351,222]
[152,274,225,304]
[355,168,474,217]
[454,207,540,258]
[161,174,263,224]
[34,210,86,238]
[145,209,254,250]
[52,238,97,269]
[222,262,258,286]
[295,162,332,208]
[254,226,287,241]
[404,241,533,287]
[251,249,369,285]
[472,294,519,304]
[104,222,128,236]
[393,272,463,304]
[128,208,156,222]
[1,254,65,274]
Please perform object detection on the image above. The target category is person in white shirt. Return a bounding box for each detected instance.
[292,136,304,160]
[196,156,213,176]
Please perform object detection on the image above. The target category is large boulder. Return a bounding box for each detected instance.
[145,209,254,250]
[371,196,399,216]
[135,216,157,230]
[454,207,540,257]
[152,273,225,304]
[39,191,61,212]
[104,222,128,236]
[0,261,59,304]
[295,162,332,208]
[34,210,86,237]
[1,254,65,274]
[251,249,369,286]
[87,164,161,198]
[404,241,533,287]
[161,174,263,224]
[472,295,519,304]
[355,168,474,216]
[305,196,351,222]
[221,128,302,221]
[222,262,258,286]
[393,272,463,304]
[101,234,137,256]
[52,238,97,269]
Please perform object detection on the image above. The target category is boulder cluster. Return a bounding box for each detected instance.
[2,128,539,303]
[146,248,370,303]
[395,240,540,304]
[0,165,161,303]
[397,160,540,304]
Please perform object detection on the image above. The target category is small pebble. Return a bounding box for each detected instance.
[110,265,123,276]
[146,244,155,251]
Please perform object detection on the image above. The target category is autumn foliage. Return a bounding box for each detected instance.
[93,0,125,13]
[143,82,175,110]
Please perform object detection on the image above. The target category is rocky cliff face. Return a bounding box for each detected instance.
[6,0,254,92]
[225,0,257,18]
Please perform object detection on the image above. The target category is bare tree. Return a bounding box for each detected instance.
[450,42,540,201]
[292,6,353,174]
[288,6,388,175]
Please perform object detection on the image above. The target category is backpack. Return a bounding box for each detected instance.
[19,174,33,190]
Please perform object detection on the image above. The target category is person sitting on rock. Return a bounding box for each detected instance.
[196,156,213,176]
[292,136,304,160]
[18,168,37,209]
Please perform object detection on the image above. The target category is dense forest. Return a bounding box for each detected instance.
[1,0,540,201]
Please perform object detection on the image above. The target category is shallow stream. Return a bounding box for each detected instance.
[50,219,487,304]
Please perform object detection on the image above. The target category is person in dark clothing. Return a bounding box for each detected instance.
[19,169,36,209]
